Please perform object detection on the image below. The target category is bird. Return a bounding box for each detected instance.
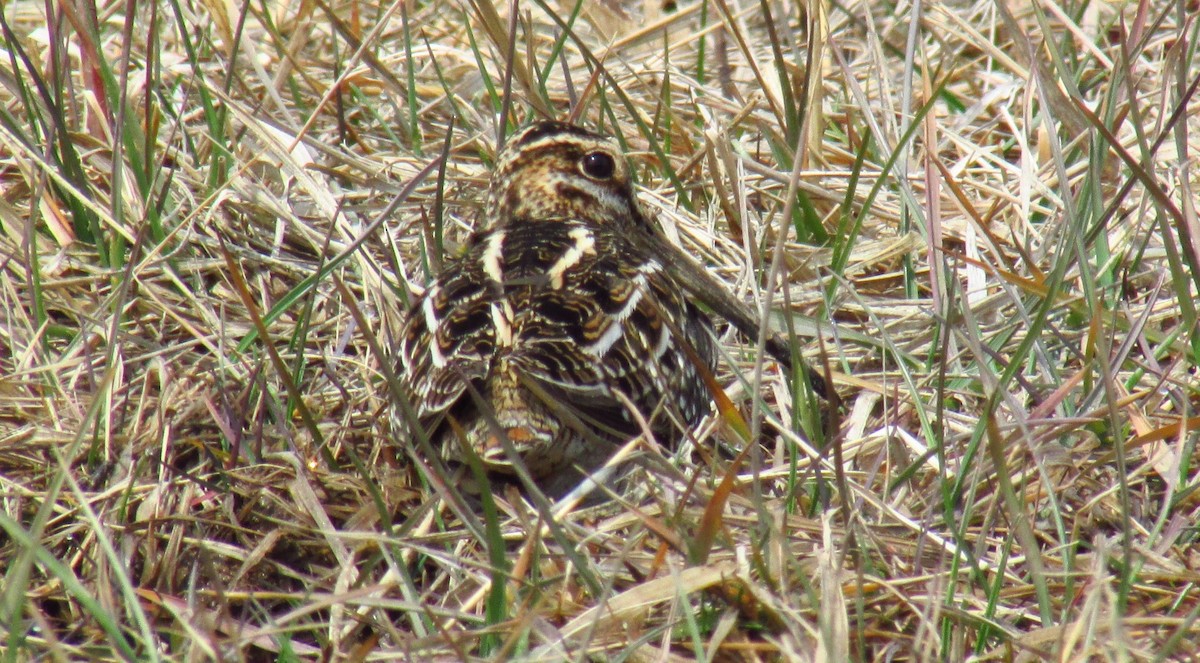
[394,121,821,497]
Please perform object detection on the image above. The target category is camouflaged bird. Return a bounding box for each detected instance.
[395,122,717,496]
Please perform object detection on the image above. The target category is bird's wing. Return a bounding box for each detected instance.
[503,221,715,429]
[395,221,715,440]
[396,236,497,423]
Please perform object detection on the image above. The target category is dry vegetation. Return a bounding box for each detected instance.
[2,0,1199,660]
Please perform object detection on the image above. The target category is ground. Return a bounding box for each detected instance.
[1,0,1198,660]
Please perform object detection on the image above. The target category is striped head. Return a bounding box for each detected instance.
[485,121,649,228]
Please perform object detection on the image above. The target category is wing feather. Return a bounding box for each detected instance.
[395,220,715,444]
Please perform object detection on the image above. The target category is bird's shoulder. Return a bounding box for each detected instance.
[396,218,696,406]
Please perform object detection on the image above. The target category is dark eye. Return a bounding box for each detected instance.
[581,152,616,179]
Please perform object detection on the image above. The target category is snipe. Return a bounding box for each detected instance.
[394,121,817,496]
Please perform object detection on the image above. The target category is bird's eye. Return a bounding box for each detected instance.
[580,152,616,179]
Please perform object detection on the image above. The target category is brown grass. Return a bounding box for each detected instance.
[1,0,1198,660]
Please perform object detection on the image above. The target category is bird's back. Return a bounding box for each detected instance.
[396,216,715,492]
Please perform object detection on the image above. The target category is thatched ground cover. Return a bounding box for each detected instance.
[2,0,1198,660]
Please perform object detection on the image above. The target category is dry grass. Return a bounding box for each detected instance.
[2,0,1199,660]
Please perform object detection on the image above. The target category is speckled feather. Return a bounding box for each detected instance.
[395,122,716,492]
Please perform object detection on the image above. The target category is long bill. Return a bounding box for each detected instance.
[638,227,829,400]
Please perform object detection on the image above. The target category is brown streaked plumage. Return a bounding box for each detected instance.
[394,121,819,497]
